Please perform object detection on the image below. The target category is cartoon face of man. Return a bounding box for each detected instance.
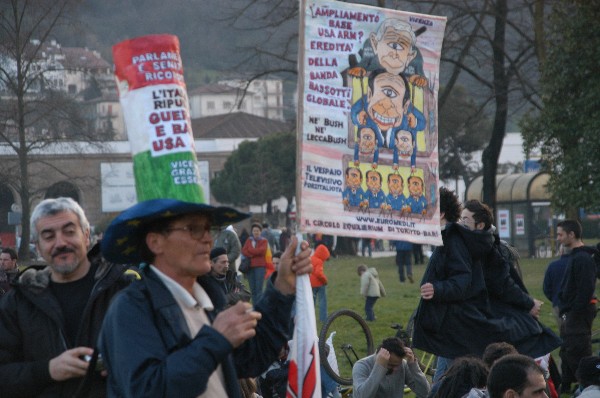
[408,176,424,198]
[370,20,417,75]
[346,167,362,190]
[366,170,382,194]
[387,174,404,196]
[367,71,409,131]
[359,128,376,155]
[395,130,414,159]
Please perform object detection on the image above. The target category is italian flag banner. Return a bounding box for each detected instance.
[113,34,205,203]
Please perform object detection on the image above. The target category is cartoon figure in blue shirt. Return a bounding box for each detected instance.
[342,167,366,209]
[365,169,386,209]
[386,173,406,211]
[353,127,378,168]
[405,175,428,215]
[351,69,425,169]
[393,129,417,174]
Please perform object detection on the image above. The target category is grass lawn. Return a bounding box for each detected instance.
[317,253,561,343]
[310,251,599,397]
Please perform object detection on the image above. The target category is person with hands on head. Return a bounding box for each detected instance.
[98,198,312,398]
[352,337,430,398]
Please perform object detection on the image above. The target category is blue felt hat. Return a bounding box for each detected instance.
[101,198,250,264]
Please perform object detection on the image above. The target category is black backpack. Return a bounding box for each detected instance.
[496,238,528,293]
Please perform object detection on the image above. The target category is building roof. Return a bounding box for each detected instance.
[28,40,110,70]
[188,83,250,96]
[191,112,292,139]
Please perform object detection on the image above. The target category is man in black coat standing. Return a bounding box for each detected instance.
[556,219,597,393]
[458,199,561,358]
[413,188,506,382]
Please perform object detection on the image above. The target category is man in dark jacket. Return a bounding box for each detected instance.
[213,225,242,267]
[209,246,251,305]
[413,188,508,382]
[543,249,570,329]
[0,197,132,398]
[556,219,598,393]
[458,199,561,359]
[98,198,313,397]
[0,247,19,295]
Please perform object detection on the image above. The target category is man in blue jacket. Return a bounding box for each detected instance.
[98,199,312,397]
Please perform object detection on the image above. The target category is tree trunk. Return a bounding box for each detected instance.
[533,0,546,66]
[482,0,509,211]
[16,49,32,263]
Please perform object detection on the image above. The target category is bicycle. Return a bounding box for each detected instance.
[318,309,375,387]
[319,309,435,397]
[535,235,554,258]
[392,310,437,378]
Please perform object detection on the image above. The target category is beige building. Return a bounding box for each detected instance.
[0,112,291,248]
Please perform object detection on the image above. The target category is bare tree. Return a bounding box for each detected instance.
[397,0,551,208]
[219,0,552,210]
[0,0,100,261]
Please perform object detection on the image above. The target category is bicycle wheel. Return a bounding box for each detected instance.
[319,309,374,385]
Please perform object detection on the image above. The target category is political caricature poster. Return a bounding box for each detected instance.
[297,0,446,245]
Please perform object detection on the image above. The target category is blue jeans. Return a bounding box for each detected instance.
[395,250,413,282]
[247,266,265,304]
[433,356,453,383]
[312,286,328,323]
[365,296,378,321]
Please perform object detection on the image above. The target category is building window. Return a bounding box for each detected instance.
[207,101,215,110]
[223,101,232,110]
[68,84,77,94]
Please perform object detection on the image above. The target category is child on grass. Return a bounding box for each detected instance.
[357,264,386,322]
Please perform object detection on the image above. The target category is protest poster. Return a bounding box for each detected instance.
[297,0,446,245]
[113,34,204,203]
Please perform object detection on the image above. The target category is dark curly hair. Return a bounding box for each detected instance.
[439,187,462,223]
[435,356,488,398]
[376,337,406,358]
[482,342,518,368]
[463,199,494,230]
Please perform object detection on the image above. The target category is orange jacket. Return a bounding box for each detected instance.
[309,244,330,288]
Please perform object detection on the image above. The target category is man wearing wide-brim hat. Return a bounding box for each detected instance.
[98,198,312,397]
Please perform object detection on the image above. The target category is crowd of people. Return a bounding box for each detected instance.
[0,186,597,397]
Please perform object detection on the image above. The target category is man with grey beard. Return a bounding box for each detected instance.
[0,197,133,398]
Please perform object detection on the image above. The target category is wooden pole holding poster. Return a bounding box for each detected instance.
[296,0,308,228]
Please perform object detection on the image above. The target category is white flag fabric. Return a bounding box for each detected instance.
[287,273,321,398]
